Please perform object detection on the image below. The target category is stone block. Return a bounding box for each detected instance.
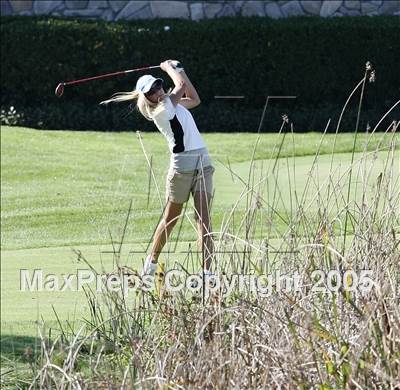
[63,8,104,17]
[361,1,378,13]
[265,1,284,18]
[101,8,115,21]
[190,3,204,20]
[115,1,148,20]
[151,1,189,18]
[88,0,108,9]
[320,0,342,16]
[19,10,34,15]
[379,0,400,14]
[281,0,305,16]
[233,0,245,13]
[218,3,236,16]
[301,0,322,14]
[9,0,32,12]
[204,2,223,18]
[1,0,13,15]
[128,5,153,19]
[33,0,63,14]
[65,1,88,9]
[345,9,361,15]
[241,1,265,16]
[344,0,360,9]
[109,1,128,13]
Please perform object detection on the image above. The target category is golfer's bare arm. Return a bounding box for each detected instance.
[168,79,186,107]
[161,60,201,109]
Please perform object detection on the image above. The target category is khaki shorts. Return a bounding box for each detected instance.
[166,165,215,204]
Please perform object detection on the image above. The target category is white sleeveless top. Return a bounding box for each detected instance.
[151,96,206,153]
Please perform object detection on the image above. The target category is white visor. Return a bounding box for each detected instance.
[136,75,163,94]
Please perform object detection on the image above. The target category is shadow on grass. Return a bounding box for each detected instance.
[1,335,39,388]
[1,334,40,361]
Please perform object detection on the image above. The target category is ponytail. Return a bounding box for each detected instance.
[99,90,157,121]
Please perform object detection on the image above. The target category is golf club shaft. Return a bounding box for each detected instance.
[62,65,161,86]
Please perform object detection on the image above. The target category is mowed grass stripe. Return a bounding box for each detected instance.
[1,126,397,250]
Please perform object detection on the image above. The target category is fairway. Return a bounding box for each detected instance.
[1,126,398,339]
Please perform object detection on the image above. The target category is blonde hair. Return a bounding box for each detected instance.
[100,90,158,121]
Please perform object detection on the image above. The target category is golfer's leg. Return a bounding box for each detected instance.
[151,201,183,261]
[193,190,214,270]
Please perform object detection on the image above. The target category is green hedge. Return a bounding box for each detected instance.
[1,16,399,132]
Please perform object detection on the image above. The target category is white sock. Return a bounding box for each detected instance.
[142,255,157,276]
[146,254,157,264]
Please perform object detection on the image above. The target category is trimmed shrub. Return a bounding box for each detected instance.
[1,16,399,132]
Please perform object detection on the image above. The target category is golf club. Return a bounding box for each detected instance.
[55,65,161,97]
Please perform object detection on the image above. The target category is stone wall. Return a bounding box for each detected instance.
[1,0,399,20]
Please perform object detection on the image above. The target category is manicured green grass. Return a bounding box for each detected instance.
[1,126,398,339]
[2,126,396,250]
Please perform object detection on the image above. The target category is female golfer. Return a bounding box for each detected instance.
[101,60,214,277]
